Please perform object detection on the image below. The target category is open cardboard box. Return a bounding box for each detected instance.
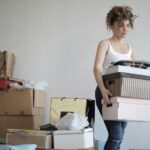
[6,132,52,149]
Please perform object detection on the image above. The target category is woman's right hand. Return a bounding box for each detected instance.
[101,88,112,104]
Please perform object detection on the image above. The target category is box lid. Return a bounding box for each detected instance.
[105,65,150,76]
[53,128,93,135]
[103,72,150,80]
[109,97,150,104]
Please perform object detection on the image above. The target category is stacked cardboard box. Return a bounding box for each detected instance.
[102,65,150,121]
[6,128,94,150]
[5,97,94,149]
[0,88,45,137]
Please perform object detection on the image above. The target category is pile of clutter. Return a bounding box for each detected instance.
[0,50,95,150]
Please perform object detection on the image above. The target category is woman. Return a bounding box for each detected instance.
[93,6,138,150]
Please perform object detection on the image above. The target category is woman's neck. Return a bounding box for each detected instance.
[109,36,125,45]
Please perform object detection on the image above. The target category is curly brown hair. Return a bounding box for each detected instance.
[106,6,137,29]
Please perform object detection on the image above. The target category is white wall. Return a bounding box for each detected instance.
[0,0,150,149]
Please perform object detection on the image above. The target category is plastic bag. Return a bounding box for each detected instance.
[55,113,89,130]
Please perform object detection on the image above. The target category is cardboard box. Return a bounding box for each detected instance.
[0,88,45,115]
[0,51,16,78]
[53,128,94,149]
[0,115,43,137]
[103,72,150,99]
[6,133,52,149]
[102,97,150,121]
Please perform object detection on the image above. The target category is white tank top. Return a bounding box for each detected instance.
[103,40,132,74]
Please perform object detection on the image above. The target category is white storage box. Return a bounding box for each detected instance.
[102,97,150,121]
[53,128,94,149]
[105,65,150,76]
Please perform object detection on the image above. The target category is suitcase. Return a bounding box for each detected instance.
[50,97,95,126]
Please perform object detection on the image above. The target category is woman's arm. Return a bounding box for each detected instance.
[93,40,112,104]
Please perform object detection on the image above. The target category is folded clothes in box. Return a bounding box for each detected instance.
[103,72,150,99]
[102,97,150,121]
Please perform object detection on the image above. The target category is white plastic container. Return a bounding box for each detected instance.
[53,128,94,149]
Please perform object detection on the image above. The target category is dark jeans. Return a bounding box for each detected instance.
[95,86,127,150]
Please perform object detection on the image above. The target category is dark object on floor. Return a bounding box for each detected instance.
[40,123,57,131]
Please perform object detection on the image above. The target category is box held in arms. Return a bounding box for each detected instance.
[6,129,52,149]
[0,115,43,138]
[103,72,150,99]
[53,128,94,149]
[102,97,150,121]
[0,88,45,115]
[50,97,95,126]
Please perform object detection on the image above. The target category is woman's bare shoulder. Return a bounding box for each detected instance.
[97,39,109,52]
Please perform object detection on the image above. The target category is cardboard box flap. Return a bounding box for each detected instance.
[34,90,45,107]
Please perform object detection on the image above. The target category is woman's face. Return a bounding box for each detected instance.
[111,20,131,38]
